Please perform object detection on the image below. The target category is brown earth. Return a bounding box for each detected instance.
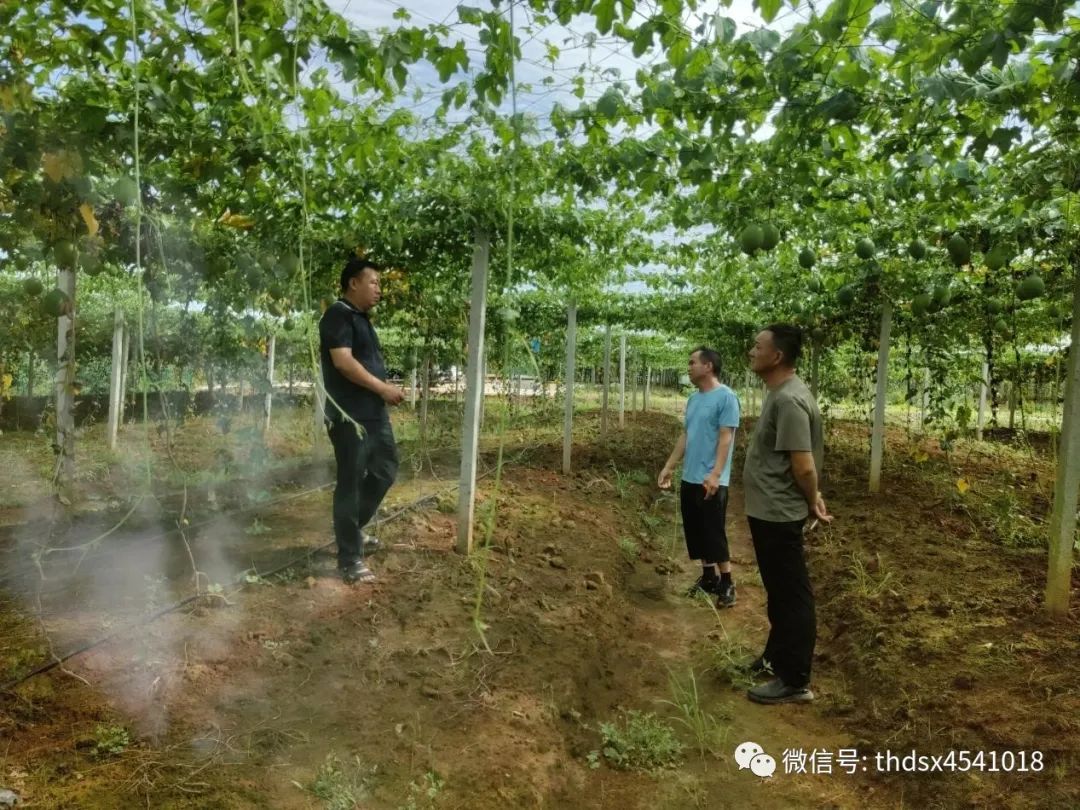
[0,410,1078,809]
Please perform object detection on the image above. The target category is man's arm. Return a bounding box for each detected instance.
[703,427,734,498]
[329,347,404,404]
[658,431,687,489]
[790,451,832,522]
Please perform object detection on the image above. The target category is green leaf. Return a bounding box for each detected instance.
[755,0,782,24]
[594,0,616,34]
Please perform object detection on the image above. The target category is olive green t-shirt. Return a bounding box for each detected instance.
[742,375,824,522]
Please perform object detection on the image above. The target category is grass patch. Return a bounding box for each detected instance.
[589,710,682,771]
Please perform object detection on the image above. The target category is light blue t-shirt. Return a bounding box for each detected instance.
[682,385,741,485]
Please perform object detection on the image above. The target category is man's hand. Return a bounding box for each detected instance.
[811,492,833,523]
[657,466,673,490]
[703,473,720,499]
[380,383,406,406]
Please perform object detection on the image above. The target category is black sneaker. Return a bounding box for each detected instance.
[716,581,737,608]
[339,561,376,584]
[747,677,814,705]
[686,575,720,597]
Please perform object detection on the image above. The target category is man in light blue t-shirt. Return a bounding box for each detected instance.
[658,347,742,607]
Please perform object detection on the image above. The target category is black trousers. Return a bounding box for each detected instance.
[327,417,398,567]
[748,516,815,688]
[679,480,730,564]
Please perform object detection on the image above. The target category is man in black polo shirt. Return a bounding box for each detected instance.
[319,257,405,583]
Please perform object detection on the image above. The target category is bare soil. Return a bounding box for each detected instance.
[1,409,1078,809]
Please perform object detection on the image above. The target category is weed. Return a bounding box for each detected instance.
[92,723,130,758]
[399,770,444,810]
[701,604,759,690]
[659,668,730,758]
[591,710,682,771]
[617,536,639,564]
[305,753,370,810]
[849,553,896,598]
[245,518,272,536]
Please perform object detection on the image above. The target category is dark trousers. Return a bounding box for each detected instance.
[748,516,815,688]
[327,417,398,567]
[679,481,730,564]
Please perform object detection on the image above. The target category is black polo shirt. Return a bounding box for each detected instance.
[318,298,387,424]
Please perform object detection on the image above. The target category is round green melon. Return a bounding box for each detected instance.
[908,239,927,260]
[947,234,970,267]
[984,245,1010,271]
[930,284,953,310]
[79,251,102,275]
[761,223,781,251]
[855,237,876,261]
[22,277,44,296]
[1016,275,1045,301]
[798,248,816,269]
[810,327,826,342]
[994,317,1009,333]
[113,177,139,206]
[41,288,70,317]
[837,285,857,307]
[1046,303,1061,320]
[740,224,764,255]
[283,318,295,331]
[911,292,932,316]
[986,299,1002,316]
[808,276,824,294]
[54,240,77,269]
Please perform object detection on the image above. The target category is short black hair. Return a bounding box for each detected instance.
[764,324,803,367]
[691,346,722,378]
[340,256,380,292]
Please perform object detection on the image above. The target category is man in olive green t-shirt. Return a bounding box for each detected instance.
[742,324,832,705]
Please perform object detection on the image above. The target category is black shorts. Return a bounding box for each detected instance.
[679,480,730,563]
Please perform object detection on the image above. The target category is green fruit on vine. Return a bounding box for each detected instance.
[947,234,970,267]
[993,317,1009,333]
[837,285,857,306]
[22,277,44,296]
[798,248,816,269]
[930,284,952,310]
[283,318,295,331]
[1016,275,1045,301]
[41,288,70,317]
[79,251,102,275]
[54,240,77,268]
[281,253,300,274]
[908,239,926,260]
[259,253,276,271]
[984,245,1010,271]
[113,177,139,206]
[1046,303,1061,320]
[911,293,932,316]
[808,276,823,294]
[740,224,764,255]
[761,223,781,251]
[810,327,826,342]
[986,299,1002,315]
[855,237,875,260]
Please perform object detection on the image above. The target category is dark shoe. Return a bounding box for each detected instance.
[747,677,814,705]
[715,581,737,608]
[686,576,720,597]
[339,561,376,584]
[362,535,381,554]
